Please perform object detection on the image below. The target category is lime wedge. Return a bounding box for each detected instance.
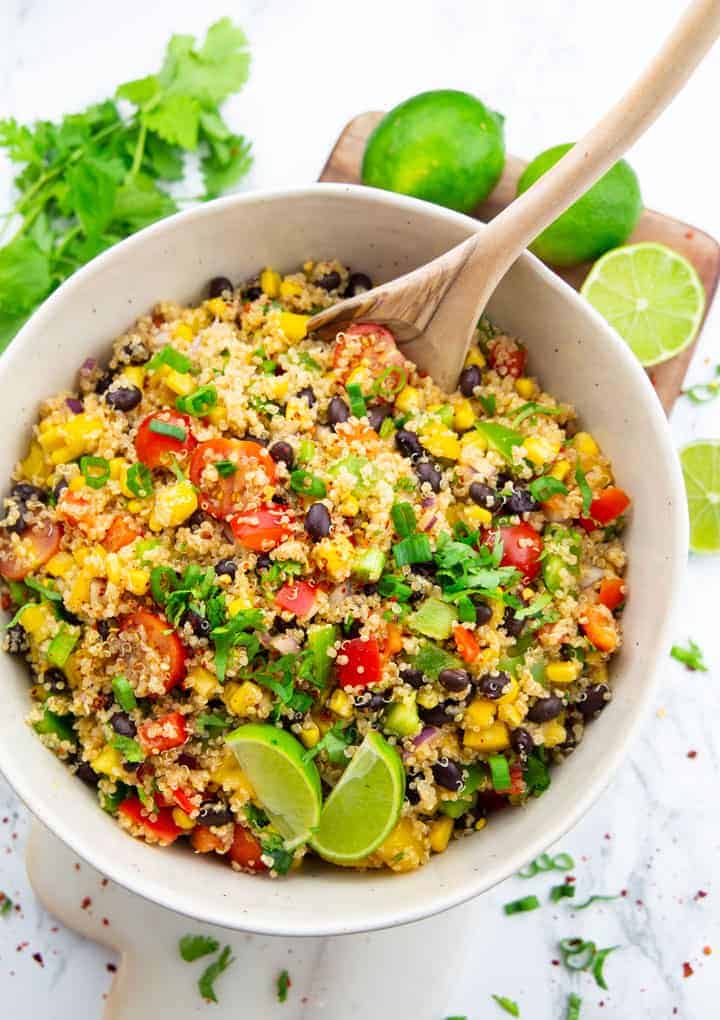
[580,242,705,367]
[680,440,720,554]
[226,724,321,847]
[310,731,405,864]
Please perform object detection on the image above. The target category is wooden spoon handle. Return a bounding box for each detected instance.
[473,0,720,269]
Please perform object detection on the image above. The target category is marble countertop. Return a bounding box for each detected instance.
[1,0,719,1016]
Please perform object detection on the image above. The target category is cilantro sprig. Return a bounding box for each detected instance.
[670,638,708,672]
[0,19,252,350]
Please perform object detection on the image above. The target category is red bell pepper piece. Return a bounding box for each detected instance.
[118,797,183,845]
[138,711,188,754]
[598,576,626,611]
[337,637,382,688]
[229,825,268,872]
[579,486,631,531]
[274,580,318,617]
[172,787,199,816]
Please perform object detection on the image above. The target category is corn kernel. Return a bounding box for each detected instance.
[82,546,107,579]
[303,260,314,274]
[489,600,505,628]
[127,500,144,513]
[20,603,54,638]
[278,311,309,342]
[459,430,488,469]
[280,279,303,299]
[207,405,227,427]
[312,535,354,581]
[345,364,373,391]
[210,753,254,798]
[542,719,567,749]
[267,375,289,401]
[187,667,218,701]
[171,322,193,342]
[68,571,91,608]
[150,481,198,531]
[463,697,497,730]
[464,348,486,369]
[550,459,571,482]
[260,268,281,298]
[127,569,149,596]
[339,495,360,517]
[376,817,426,872]
[45,552,74,578]
[464,505,492,526]
[453,399,476,432]
[92,745,126,779]
[121,366,146,389]
[498,676,519,705]
[546,660,582,685]
[395,386,422,414]
[463,720,510,751]
[514,377,537,399]
[429,815,454,853]
[105,553,122,586]
[224,680,264,717]
[172,808,196,830]
[329,688,353,719]
[161,367,195,397]
[20,441,49,482]
[498,702,525,728]
[299,721,321,749]
[475,817,488,832]
[420,424,460,461]
[523,436,560,466]
[573,432,600,458]
[416,687,440,710]
[227,597,251,617]
[206,297,228,319]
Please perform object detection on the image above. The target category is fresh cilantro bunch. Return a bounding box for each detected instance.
[0,18,252,349]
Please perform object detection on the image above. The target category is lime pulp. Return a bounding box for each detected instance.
[680,440,720,555]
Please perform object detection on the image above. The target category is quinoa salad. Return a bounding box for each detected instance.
[0,259,630,876]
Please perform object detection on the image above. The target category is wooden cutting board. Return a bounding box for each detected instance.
[319,112,720,414]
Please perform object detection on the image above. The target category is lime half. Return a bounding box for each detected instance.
[310,731,405,864]
[681,440,720,554]
[581,242,705,367]
[227,724,321,847]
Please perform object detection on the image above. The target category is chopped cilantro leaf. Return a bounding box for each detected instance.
[670,639,708,672]
[0,893,12,917]
[302,722,355,765]
[277,969,291,1003]
[260,833,294,874]
[198,945,235,1002]
[179,934,220,962]
[528,475,567,502]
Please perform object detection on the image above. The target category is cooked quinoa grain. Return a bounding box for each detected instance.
[0,262,629,876]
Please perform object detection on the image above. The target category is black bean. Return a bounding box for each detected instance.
[182,609,211,639]
[185,508,207,531]
[344,272,372,297]
[305,502,331,541]
[405,775,422,805]
[269,441,294,469]
[510,727,535,758]
[177,752,199,769]
[4,500,30,534]
[94,371,114,395]
[43,667,68,693]
[296,386,316,407]
[469,482,497,510]
[214,558,237,579]
[244,433,268,447]
[502,607,526,638]
[527,695,564,723]
[576,683,610,720]
[477,671,511,699]
[459,365,482,397]
[366,402,392,432]
[106,385,142,412]
[343,618,362,638]
[432,759,464,791]
[272,493,289,506]
[198,803,233,827]
[316,270,341,291]
[208,276,233,299]
[12,483,45,503]
[75,762,100,786]
[354,691,389,711]
[122,339,150,364]
[399,666,425,689]
[255,552,272,572]
[559,643,575,661]
[363,582,378,596]
[395,429,424,460]
[419,701,459,726]
[5,624,28,655]
[504,488,540,514]
[473,600,493,626]
[244,285,263,301]
[53,478,68,502]
[95,619,110,640]
[327,396,350,428]
[438,667,471,692]
[123,761,141,773]
[110,712,136,737]
[415,460,442,492]
[410,560,437,579]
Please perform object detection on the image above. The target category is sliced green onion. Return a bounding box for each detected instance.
[456,594,476,624]
[558,938,596,971]
[112,675,137,713]
[592,946,619,989]
[503,895,540,916]
[289,470,327,498]
[391,501,417,538]
[378,575,413,602]
[379,416,395,440]
[550,884,576,902]
[575,464,592,516]
[565,993,582,1020]
[110,733,145,763]
[491,995,519,1017]
[297,439,315,463]
[574,893,620,910]
[25,576,62,603]
[215,459,237,477]
[352,548,386,583]
[47,625,79,668]
[126,462,154,498]
[513,401,563,427]
[517,852,574,877]
[393,533,432,566]
[147,345,191,373]
[346,382,367,418]
[488,754,511,792]
[149,419,187,441]
[176,385,217,416]
[80,455,110,489]
[371,365,407,400]
[150,566,179,606]
[528,475,567,502]
[33,708,75,744]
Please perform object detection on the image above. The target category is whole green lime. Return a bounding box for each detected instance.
[517,143,642,267]
[361,90,505,213]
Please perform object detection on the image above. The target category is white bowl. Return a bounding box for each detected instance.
[0,184,687,936]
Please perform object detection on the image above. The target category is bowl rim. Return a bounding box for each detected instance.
[0,183,688,935]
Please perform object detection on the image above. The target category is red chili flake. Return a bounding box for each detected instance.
[16,942,28,952]
[566,875,576,884]
[81,896,92,910]
[73,863,80,872]
[551,959,560,966]
[695,890,708,900]
[106,962,117,973]
[683,962,694,978]
[687,750,698,759]
[621,889,628,897]
[604,833,612,840]
[102,918,110,927]
[50,926,58,932]
[100,878,109,888]
[703,946,712,956]
[32,952,44,967]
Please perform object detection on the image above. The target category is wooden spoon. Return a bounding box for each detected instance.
[308,0,720,391]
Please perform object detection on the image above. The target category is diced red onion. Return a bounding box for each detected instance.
[422,514,438,532]
[421,496,435,509]
[80,357,97,375]
[580,566,605,589]
[412,726,439,747]
[270,634,300,655]
[65,397,83,414]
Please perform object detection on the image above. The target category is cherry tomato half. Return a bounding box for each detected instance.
[274,580,318,617]
[103,516,141,552]
[189,439,276,519]
[487,338,527,379]
[0,520,62,581]
[337,636,382,688]
[491,523,543,582]
[332,323,405,382]
[581,603,619,653]
[119,610,186,692]
[229,825,268,873]
[229,504,294,552]
[597,576,626,612]
[134,410,196,469]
